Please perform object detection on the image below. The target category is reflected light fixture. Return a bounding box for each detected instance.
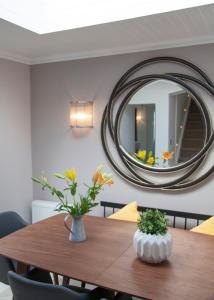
[136,114,142,121]
[136,111,144,123]
[70,101,94,128]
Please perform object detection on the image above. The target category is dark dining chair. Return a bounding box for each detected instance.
[0,211,52,285]
[8,271,115,300]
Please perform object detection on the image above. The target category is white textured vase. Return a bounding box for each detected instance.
[133,230,172,263]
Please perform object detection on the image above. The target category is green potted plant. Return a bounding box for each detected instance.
[133,209,172,263]
[32,165,113,242]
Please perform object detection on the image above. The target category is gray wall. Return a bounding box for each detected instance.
[0,59,32,220]
[31,43,214,216]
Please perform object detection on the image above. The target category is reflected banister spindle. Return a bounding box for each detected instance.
[184,218,187,230]
[173,216,176,228]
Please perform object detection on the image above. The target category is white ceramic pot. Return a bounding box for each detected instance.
[133,230,172,263]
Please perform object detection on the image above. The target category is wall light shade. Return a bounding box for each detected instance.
[70,101,94,128]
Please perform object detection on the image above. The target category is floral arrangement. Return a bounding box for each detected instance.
[32,165,113,217]
[137,209,168,235]
[135,150,173,167]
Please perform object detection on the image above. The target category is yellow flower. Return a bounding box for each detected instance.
[92,166,113,186]
[92,171,100,184]
[162,151,173,161]
[136,150,146,160]
[93,171,105,185]
[65,168,76,181]
[97,172,106,185]
[103,173,113,186]
[147,156,155,166]
[105,177,113,186]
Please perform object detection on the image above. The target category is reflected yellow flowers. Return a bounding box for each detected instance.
[147,156,155,166]
[136,150,146,161]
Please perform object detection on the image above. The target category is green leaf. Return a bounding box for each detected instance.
[54,173,65,179]
[55,190,64,199]
[137,209,168,236]
[70,182,77,196]
[31,177,41,183]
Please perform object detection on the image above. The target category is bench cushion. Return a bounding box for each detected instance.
[191,216,214,236]
[108,201,140,222]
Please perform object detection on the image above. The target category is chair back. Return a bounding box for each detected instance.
[0,256,15,284]
[0,211,27,238]
[0,211,27,284]
[8,271,88,300]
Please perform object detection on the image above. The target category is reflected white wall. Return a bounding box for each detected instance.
[130,80,182,160]
[120,105,135,154]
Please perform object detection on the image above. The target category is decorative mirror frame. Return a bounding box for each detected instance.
[101,57,214,190]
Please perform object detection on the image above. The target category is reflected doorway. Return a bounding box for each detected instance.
[135,104,156,156]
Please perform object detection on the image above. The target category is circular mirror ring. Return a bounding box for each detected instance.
[101,57,214,190]
[113,81,211,187]
[107,57,213,141]
[115,75,211,173]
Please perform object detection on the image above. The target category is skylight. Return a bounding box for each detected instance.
[0,0,213,34]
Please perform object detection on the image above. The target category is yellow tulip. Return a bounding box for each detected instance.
[65,168,76,181]
[147,156,155,166]
[136,150,146,160]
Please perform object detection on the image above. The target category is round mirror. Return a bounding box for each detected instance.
[119,79,206,169]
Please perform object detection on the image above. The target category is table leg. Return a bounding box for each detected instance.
[53,273,59,285]
[62,276,70,285]
[16,262,29,274]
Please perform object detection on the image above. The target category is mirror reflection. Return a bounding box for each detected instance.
[120,80,205,168]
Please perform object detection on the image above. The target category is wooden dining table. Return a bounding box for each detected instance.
[0,214,214,300]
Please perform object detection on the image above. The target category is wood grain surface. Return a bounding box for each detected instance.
[0,214,214,299]
[95,227,214,300]
[0,214,135,283]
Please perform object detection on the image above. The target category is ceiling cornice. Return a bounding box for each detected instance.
[0,34,214,66]
[30,34,214,65]
[0,49,31,65]
[0,4,214,66]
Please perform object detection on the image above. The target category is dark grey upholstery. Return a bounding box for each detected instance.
[8,271,88,300]
[0,211,52,284]
[0,211,27,239]
[0,256,15,284]
[8,271,115,300]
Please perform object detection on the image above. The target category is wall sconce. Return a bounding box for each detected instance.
[70,101,94,128]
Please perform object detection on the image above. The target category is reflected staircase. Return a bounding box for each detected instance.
[179,101,205,163]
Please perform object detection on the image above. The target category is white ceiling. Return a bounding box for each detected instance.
[0,0,212,34]
[0,3,214,65]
